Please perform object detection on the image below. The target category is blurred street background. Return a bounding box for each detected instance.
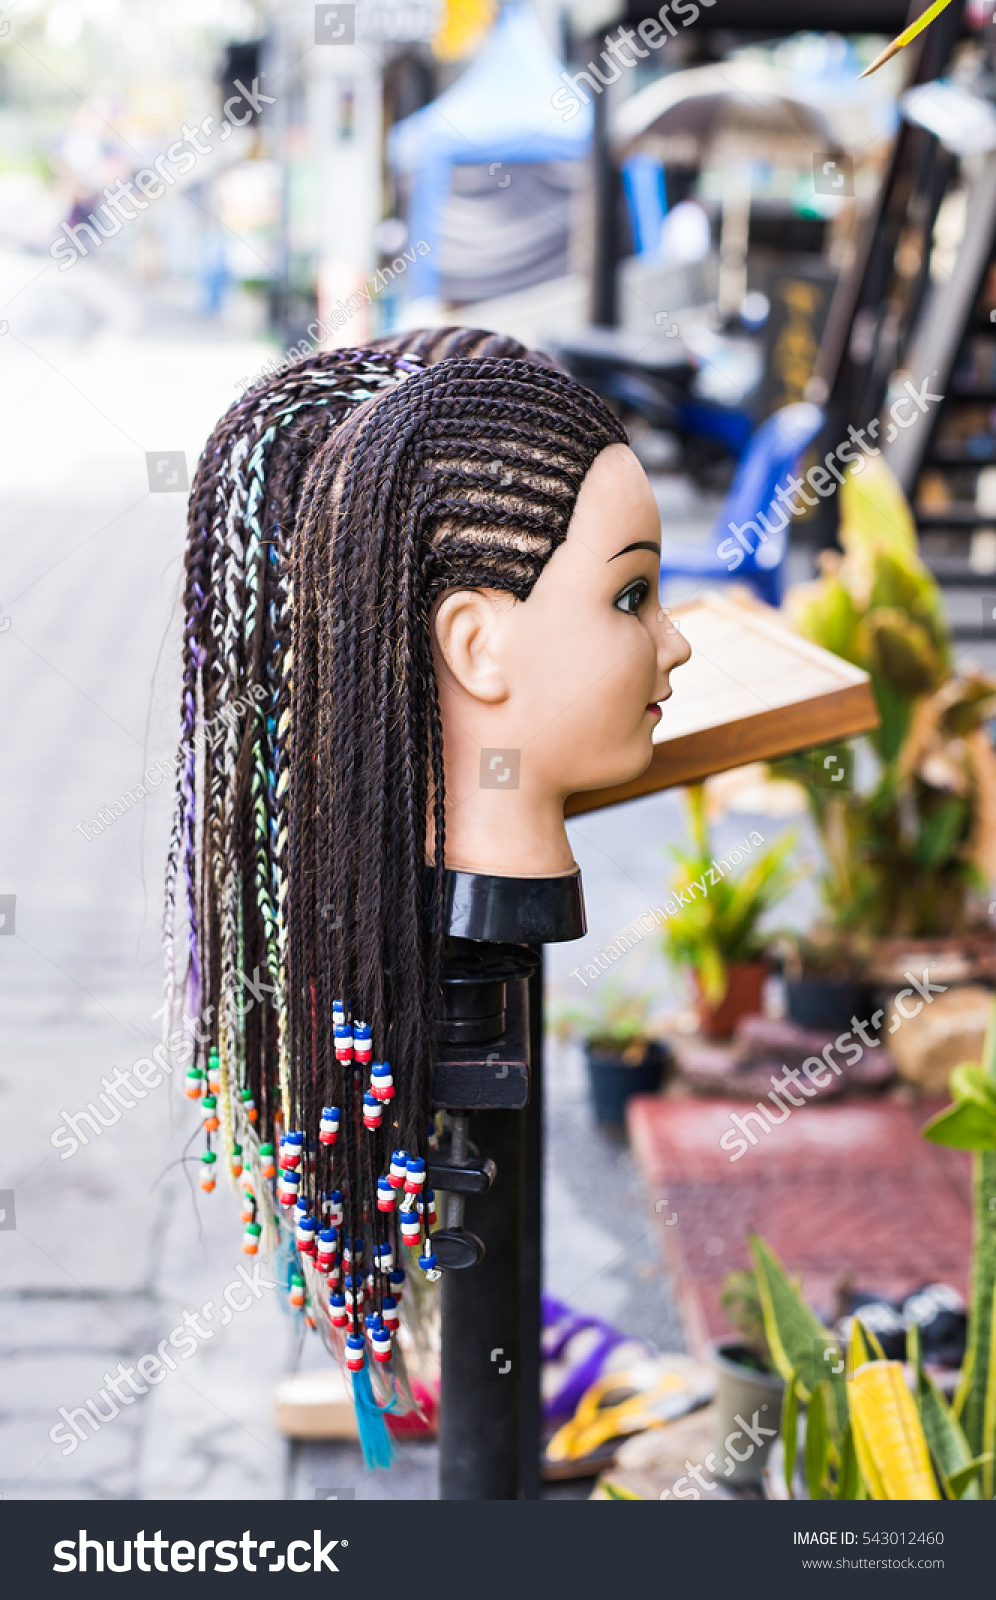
[5,0,996,1502]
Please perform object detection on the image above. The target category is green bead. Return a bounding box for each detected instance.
[201,1150,217,1166]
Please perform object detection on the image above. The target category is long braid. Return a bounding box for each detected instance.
[288,357,625,1209]
[166,338,622,1438]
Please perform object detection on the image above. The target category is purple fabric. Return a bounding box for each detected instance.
[542,1293,644,1422]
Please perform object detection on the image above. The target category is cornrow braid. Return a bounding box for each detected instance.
[166,337,623,1448]
[166,347,424,1105]
[287,355,625,1219]
[369,324,560,368]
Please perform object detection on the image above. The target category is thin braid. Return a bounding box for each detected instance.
[166,337,621,1424]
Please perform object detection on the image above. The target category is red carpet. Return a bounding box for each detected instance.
[626,1095,973,1354]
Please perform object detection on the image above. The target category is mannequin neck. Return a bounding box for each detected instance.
[439,782,577,877]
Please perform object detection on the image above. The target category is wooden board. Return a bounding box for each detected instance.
[565,591,878,817]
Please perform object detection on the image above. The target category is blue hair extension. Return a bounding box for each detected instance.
[352,1363,395,1471]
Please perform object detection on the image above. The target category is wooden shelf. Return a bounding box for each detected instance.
[565,592,878,817]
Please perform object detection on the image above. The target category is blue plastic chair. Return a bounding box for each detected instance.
[658,401,825,608]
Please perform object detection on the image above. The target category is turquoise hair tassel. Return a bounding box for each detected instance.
[352,1363,394,1471]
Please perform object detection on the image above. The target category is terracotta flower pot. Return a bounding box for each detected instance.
[695,960,767,1039]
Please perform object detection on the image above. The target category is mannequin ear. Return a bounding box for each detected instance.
[432,588,515,704]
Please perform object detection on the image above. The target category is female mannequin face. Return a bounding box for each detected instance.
[432,442,692,876]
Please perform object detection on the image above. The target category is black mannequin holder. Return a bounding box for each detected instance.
[431,867,586,1501]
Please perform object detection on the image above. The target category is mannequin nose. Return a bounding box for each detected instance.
[660,620,691,671]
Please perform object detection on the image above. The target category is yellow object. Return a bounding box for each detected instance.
[546,1363,695,1462]
[848,1362,941,1500]
[433,0,495,61]
[859,0,956,79]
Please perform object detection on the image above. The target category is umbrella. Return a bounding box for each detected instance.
[614,60,841,165]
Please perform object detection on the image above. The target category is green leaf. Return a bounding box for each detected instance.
[782,1368,800,1499]
[836,1423,862,1499]
[854,1315,887,1363]
[909,1323,979,1500]
[946,1455,992,1499]
[748,1235,846,1421]
[805,1383,830,1500]
[922,1100,996,1151]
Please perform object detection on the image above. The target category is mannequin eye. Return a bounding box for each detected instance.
[614,579,650,615]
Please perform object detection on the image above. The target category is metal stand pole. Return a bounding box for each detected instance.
[439,1109,524,1500]
[519,950,543,1501]
[431,873,584,1503]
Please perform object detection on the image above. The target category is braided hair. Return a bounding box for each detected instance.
[166,342,625,1374]
[286,358,625,1244]
[164,346,424,1139]
[369,323,559,367]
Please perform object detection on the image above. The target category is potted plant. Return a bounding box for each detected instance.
[750,1220,990,1501]
[773,457,996,1029]
[712,1269,784,1487]
[662,783,796,1037]
[551,982,669,1128]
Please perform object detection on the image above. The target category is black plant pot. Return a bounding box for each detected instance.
[786,977,872,1034]
[584,1040,669,1127]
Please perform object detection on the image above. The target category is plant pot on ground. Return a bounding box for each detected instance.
[772,456,996,993]
[712,1270,784,1487]
[695,960,768,1039]
[662,784,796,1040]
[585,1039,670,1126]
[550,982,670,1128]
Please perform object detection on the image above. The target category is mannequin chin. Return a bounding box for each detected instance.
[430,442,692,878]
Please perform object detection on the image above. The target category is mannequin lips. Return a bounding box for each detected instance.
[647,701,663,721]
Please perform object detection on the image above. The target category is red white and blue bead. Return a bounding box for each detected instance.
[381,1295,400,1332]
[370,1061,394,1101]
[319,1106,340,1145]
[316,1228,338,1273]
[345,1333,366,1371]
[389,1150,409,1189]
[362,1091,383,1130]
[326,1189,344,1227]
[404,1157,426,1196]
[377,1177,396,1213]
[296,1212,317,1256]
[277,1168,300,1207]
[329,1291,348,1328]
[369,1317,393,1364]
[353,1022,373,1066]
[334,1023,353,1064]
[400,1211,422,1246]
[375,1242,394,1275]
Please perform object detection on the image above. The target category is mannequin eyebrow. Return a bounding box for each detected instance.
[608,540,661,562]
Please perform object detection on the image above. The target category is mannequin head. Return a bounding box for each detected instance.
[432,440,690,874]
[170,344,689,1314]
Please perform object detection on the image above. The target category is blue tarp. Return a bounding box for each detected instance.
[388,2,591,298]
